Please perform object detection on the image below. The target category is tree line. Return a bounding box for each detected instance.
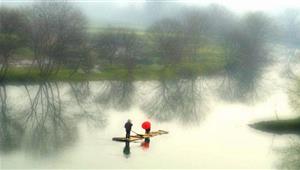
[0,2,287,80]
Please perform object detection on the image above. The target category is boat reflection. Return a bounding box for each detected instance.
[122,137,151,158]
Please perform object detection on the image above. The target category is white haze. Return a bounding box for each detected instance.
[2,0,300,27]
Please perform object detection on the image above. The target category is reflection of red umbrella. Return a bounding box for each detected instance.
[141,142,150,150]
[142,121,151,129]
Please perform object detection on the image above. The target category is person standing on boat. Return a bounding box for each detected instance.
[142,121,151,134]
[124,119,133,138]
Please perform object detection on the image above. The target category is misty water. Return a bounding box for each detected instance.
[1,50,300,169]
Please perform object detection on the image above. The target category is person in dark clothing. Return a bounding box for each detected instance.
[124,119,133,138]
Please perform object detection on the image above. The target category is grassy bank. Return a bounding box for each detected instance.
[2,62,224,82]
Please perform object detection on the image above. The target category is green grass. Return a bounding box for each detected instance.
[2,62,224,83]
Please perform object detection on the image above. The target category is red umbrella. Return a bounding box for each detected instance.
[142,121,151,129]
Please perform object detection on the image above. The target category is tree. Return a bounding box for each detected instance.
[148,18,185,66]
[27,1,87,77]
[94,28,120,66]
[0,8,27,78]
[221,12,273,101]
[116,29,143,72]
[95,28,143,72]
[180,8,208,61]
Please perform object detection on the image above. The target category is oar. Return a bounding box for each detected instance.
[131,130,144,137]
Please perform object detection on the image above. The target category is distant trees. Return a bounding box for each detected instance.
[94,29,120,66]
[225,12,272,73]
[221,12,273,100]
[27,1,88,76]
[147,7,236,65]
[95,28,143,72]
[117,29,144,72]
[0,2,292,82]
[148,18,185,66]
[0,8,27,78]
[181,9,207,60]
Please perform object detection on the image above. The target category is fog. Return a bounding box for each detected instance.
[3,1,300,169]
[3,0,300,28]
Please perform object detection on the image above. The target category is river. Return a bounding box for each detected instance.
[1,50,300,169]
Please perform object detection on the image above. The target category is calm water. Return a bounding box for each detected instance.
[1,59,300,169]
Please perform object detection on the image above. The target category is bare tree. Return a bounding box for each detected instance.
[27,1,87,77]
[220,12,272,101]
[0,7,27,79]
[95,28,143,72]
[116,29,143,73]
[148,18,185,66]
[180,8,207,60]
[94,28,120,66]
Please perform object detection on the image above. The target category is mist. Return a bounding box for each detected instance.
[2,1,300,169]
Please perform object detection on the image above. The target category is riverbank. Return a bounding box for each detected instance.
[1,63,224,82]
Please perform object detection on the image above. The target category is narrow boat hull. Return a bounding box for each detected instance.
[112,130,168,142]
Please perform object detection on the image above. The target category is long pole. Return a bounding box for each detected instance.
[131,130,144,137]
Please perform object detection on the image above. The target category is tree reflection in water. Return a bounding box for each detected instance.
[218,67,262,103]
[276,138,300,170]
[96,76,135,111]
[69,81,106,128]
[23,82,77,156]
[0,83,24,153]
[142,77,205,124]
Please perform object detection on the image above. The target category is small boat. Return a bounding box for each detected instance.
[112,130,168,142]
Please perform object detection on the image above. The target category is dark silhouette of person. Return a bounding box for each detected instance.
[123,141,130,158]
[124,119,133,138]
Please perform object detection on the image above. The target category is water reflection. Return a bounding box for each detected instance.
[141,138,150,150]
[123,141,131,158]
[0,84,24,153]
[276,138,300,170]
[23,82,77,156]
[96,77,135,111]
[142,77,205,124]
[69,81,106,128]
[219,68,261,102]
[219,18,270,102]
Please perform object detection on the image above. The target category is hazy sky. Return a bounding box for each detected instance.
[2,0,300,13]
[2,0,300,28]
[2,0,300,12]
